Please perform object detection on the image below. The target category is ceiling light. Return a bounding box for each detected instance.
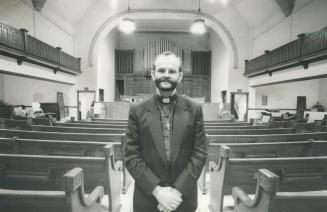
[191,19,206,34]
[119,0,135,33]
[119,18,136,33]
[191,0,206,34]
[221,0,228,5]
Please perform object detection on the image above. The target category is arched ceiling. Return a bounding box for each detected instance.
[25,0,313,29]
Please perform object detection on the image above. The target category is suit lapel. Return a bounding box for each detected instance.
[146,95,168,164]
[171,96,189,164]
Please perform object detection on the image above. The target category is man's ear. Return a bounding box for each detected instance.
[178,72,183,83]
[151,69,155,81]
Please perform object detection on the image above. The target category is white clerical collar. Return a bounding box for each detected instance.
[156,94,177,104]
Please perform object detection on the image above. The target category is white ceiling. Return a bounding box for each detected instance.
[42,0,95,24]
[36,0,314,29]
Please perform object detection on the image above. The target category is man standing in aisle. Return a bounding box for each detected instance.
[124,51,207,212]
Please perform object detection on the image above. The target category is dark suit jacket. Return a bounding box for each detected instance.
[124,95,207,212]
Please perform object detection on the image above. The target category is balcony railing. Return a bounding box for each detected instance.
[245,32,327,77]
[0,22,81,75]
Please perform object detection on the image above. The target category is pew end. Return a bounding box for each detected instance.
[209,145,231,212]
[0,167,104,212]
[233,169,279,212]
[104,144,122,212]
[233,169,327,212]
[64,167,104,212]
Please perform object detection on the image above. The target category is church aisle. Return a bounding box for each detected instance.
[116,175,234,212]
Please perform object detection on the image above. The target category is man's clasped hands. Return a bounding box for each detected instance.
[153,186,183,212]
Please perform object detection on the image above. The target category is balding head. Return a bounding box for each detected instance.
[152,51,182,72]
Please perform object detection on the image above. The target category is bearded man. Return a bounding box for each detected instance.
[124,51,207,212]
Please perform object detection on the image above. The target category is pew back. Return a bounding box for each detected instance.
[233,169,327,212]
[55,122,126,129]
[205,125,269,130]
[206,128,295,135]
[29,125,126,134]
[0,129,122,142]
[207,141,315,162]
[209,146,327,212]
[0,144,120,212]
[0,167,104,212]
[207,132,327,143]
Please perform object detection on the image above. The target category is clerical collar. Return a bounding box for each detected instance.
[156,94,177,104]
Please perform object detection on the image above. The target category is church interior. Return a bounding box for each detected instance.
[0,0,327,211]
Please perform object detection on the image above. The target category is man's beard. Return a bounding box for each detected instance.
[155,78,178,91]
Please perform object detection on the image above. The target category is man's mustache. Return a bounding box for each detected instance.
[157,78,172,83]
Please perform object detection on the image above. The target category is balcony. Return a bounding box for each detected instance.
[245,32,327,77]
[0,22,81,75]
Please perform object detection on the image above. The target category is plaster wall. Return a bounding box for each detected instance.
[0,74,4,101]
[214,7,250,93]
[97,30,118,102]
[209,30,229,103]
[254,80,320,110]
[0,0,75,54]
[0,55,76,85]
[0,1,78,108]
[319,78,327,108]
[249,61,327,87]
[3,74,71,106]
[252,0,327,57]
[74,2,251,104]
[248,1,327,110]
[71,1,125,106]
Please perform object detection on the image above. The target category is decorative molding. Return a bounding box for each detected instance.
[88,9,239,69]
[275,0,295,17]
[32,0,47,12]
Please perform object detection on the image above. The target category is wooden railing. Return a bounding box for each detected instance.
[245,32,327,77]
[0,22,81,75]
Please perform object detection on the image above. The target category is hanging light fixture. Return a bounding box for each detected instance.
[119,0,135,33]
[191,0,206,34]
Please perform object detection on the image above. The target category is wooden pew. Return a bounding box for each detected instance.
[205,125,269,130]
[55,122,127,129]
[0,118,54,130]
[92,118,127,123]
[311,140,327,156]
[198,140,316,194]
[205,120,235,123]
[291,122,317,132]
[29,125,126,134]
[0,137,132,194]
[0,130,132,195]
[73,120,127,125]
[267,120,290,128]
[0,137,118,157]
[82,119,128,125]
[0,118,28,130]
[209,146,327,212]
[0,129,122,142]
[205,128,295,135]
[233,169,327,212]
[205,122,251,127]
[0,167,104,212]
[207,132,327,143]
[0,144,121,212]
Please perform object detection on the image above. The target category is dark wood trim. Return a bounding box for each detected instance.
[0,69,74,86]
[245,32,327,77]
[250,73,327,88]
[0,23,81,75]
[248,108,297,111]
